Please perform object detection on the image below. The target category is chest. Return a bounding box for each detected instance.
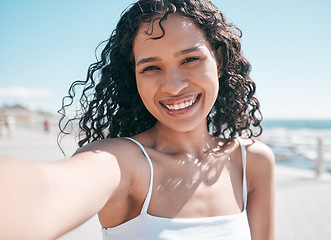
[145,153,244,218]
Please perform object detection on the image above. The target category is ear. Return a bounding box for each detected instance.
[216,47,223,78]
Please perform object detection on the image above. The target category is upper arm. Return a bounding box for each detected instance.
[9,138,135,239]
[0,149,122,240]
[245,140,275,240]
[42,139,133,238]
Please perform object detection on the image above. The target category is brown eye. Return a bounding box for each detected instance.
[141,66,161,73]
[182,57,199,64]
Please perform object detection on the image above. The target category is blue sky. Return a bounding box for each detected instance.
[0,0,330,119]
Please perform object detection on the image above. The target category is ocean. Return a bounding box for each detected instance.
[258,120,331,171]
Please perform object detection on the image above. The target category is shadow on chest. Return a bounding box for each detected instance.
[147,147,244,218]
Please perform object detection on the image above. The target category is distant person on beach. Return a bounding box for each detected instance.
[4,116,15,137]
[0,0,275,239]
[43,120,50,133]
[0,117,5,137]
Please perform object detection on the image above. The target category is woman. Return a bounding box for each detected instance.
[0,0,274,239]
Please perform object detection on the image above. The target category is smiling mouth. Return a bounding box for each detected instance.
[160,94,201,111]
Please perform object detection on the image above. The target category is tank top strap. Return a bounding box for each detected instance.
[236,137,248,210]
[125,137,153,214]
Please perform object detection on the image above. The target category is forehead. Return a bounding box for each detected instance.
[133,13,210,54]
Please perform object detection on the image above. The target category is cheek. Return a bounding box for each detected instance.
[136,80,148,103]
[136,77,157,109]
[200,65,219,104]
[212,71,220,94]
[198,64,219,92]
[208,77,219,105]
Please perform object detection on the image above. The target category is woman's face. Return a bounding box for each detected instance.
[133,13,220,132]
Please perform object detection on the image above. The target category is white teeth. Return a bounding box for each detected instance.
[174,104,180,110]
[163,97,197,111]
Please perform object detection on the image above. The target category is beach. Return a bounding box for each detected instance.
[1,126,331,240]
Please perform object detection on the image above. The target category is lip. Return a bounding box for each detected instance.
[159,93,201,117]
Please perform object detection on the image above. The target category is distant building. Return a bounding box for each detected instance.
[0,104,58,128]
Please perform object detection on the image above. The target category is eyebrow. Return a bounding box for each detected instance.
[175,46,200,57]
[136,57,161,67]
[136,46,201,67]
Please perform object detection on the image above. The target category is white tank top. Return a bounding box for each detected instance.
[102,137,251,240]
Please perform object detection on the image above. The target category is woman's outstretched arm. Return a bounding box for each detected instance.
[0,141,123,240]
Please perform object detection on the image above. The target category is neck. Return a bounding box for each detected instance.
[147,121,216,158]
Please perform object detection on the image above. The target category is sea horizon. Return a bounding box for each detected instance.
[262,119,331,130]
[259,119,331,171]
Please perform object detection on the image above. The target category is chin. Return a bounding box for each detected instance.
[157,118,207,133]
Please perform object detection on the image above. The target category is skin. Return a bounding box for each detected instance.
[0,13,274,240]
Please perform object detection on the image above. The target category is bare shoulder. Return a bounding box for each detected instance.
[240,138,275,170]
[72,137,150,181]
[73,137,143,164]
[74,137,133,156]
[239,138,275,191]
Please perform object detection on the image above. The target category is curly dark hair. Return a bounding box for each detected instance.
[58,0,262,148]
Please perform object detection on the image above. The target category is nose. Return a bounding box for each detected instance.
[161,67,188,95]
